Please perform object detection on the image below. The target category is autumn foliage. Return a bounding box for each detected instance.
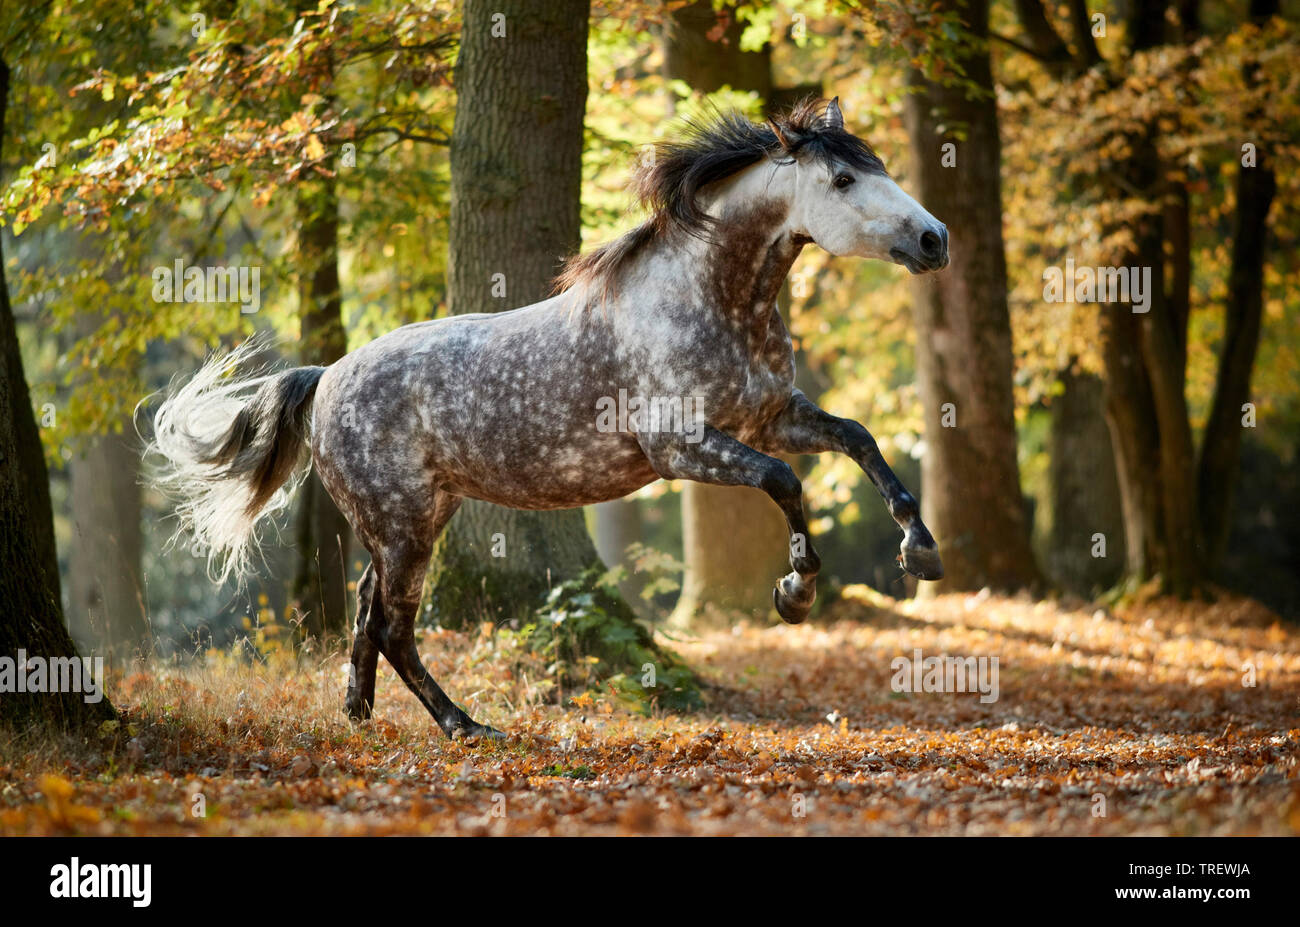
[2,589,1295,836]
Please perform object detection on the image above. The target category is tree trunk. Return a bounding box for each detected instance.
[446,0,589,304]
[1012,0,1072,75]
[903,0,1041,593]
[662,0,771,97]
[592,497,650,611]
[0,55,113,729]
[0,293,61,610]
[1067,0,1103,68]
[665,0,790,627]
[1099,138,1204,594]
[1101,301,1164,581]
[0,58,60,613]
[1137,217,1202,595]
[66,241,147,662]
[292,170,351,640]
[1005,0,1134,596]
[68,428,148,662]
[1196,0,1277,573]
[1046,369,1125,593]
[675,482,791,625]
[286,1,350,640]
[1096,0,1205,595]
[0,359,113,728]
[428,0,599,627]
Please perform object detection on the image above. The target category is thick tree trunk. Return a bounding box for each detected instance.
[1196,0,1277,573]
[0,59,60,612]
[592,497,650,611]
[0,55,113,729]
[1007,0,1129,596]
[665,0,789,627]
[68,428,148,662]
[903,0,1041,593]
[1137,224,1202,595]
[287,4,350,640]
[1046,369,1125,593]
[0,258,61,613]
[426,497,597,628]
[1099,141,1204,595]
[427,0,599,627]
[446,0,589,308]
[1101,303,1163,581]
[1067,0,1103,67]
[66,248,147,662]
[662,0,771,97]
[0,363,113,728]
[292,172,351,640]
[1096,0,1205,595]
[675,482,790,624]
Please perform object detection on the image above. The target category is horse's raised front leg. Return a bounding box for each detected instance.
[640,425,820,624]
[756,391,943,582]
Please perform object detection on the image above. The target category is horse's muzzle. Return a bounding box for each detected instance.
[892,223,949,273]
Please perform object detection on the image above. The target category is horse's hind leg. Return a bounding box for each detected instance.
[369,491,504,741]
[344,562,379,721]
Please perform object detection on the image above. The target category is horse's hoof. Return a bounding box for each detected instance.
[899,543,944,581]
[344,696,372,722]
[773,580,813,625]
[450,722,507,744]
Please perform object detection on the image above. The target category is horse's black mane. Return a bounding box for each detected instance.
[555,98,887,298]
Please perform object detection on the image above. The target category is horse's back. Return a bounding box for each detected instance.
[309,297,655,514]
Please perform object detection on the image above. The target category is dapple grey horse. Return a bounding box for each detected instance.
[148,98,948,740]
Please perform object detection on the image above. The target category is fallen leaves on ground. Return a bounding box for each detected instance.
[2,588,1297,835]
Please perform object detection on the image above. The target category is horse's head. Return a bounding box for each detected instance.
[777,98,948,274]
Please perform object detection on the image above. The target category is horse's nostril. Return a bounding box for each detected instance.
[920,230,942,258]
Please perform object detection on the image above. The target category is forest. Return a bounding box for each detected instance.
[0,0,1297,844]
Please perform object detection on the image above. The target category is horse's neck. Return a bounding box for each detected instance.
[683,193,804,334]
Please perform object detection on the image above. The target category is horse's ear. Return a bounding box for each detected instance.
[825,96,844,131]
[769,119,799,154]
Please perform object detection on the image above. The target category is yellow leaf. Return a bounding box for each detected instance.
[38,774,74,802]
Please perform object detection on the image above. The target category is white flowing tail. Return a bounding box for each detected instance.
[143,338,326,586]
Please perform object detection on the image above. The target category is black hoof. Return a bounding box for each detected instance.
[448,721,507,743]
[773,578,814,625]
[899,543,944,581]
[344,696,372,722]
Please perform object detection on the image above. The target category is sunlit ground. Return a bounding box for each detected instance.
[3,588,1297,836]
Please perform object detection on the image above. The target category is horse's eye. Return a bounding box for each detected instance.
[833,173,855,190]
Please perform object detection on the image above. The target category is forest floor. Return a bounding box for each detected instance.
[3,587,1298,836]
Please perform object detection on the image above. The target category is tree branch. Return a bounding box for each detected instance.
[989,30,1058,63]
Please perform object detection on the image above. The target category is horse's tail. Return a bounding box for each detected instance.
[143,337,327,587]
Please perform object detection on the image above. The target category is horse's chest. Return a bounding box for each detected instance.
[629,305,794,439]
